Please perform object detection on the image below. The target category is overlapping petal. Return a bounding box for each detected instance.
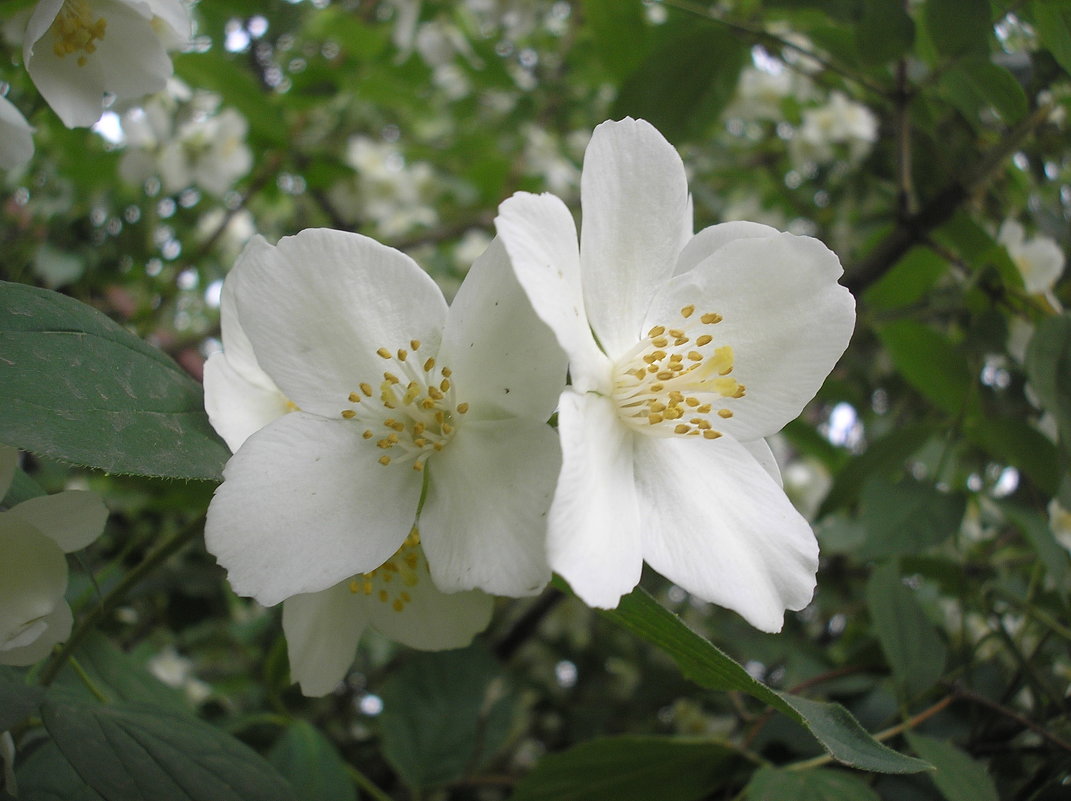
[0,517,68,665]
[634,434,818,632]
[282,582,369,697]
[546,390,643,608]
[439,238,565,421]
[421,418,557,596]
[645,231,854,441]
[9,490,108,552]
[230,230,449,419]
[204,411,422,606]
[579,117,692,359]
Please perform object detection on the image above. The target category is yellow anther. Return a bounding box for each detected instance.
[362,430,374,439]
[648,412,664,424]
[341,409,357,419]
[360,382,373,397]
[441,367,452,377]
[348,391,361,402]
[648,325,666,337]
[377,347,392,359]
[428,386,444,400]
[383,372,400,384]
[396,348,408,361]
[392,599,404,611]
[668,329,684,339]
[697,403,713,414]
[687,351,702,361]
[348,579,359,593]
[680,304,695,318]
[379,589,389,602]
[440,378,451,392]
[701,312,722,324]
[378,455,391,465]
[423,358,436,372]
[456,402,469,414]
[702,430,722,439]
[656,371,674,381]
[412,461,424,471]
[686,397,700,407]
[674,424,690,434]
[695,334,713,347]
[651,336,669,349]
[718,409,733,419]
[410,339,421,350]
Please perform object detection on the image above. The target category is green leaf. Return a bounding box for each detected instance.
[821,424,935,515]
[0,282,229,481]
[509,736,739,801]
[866,563,947,697]
[856,0,915,64]
[863,247,947,311]
[877,321,974,415]
[965,417,1061,496]
[268,722,356,801]
[612,23,747,143]
[1025,314,1071,458]
[746,765,881,801]
[592,583,930,774]
[859,477,966,559]
[939,58,1028,125]
[998,503,1070,597]
[580,0,651,79]
[378,644,515,789]
[905,733,998,801]
[0,667,44,730]
[1033,1,1071,76]
[51,634,188,712]
[923,0,991,58]
[40,696,298,801]
[15,738,105,801]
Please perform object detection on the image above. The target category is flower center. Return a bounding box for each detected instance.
[50,0,107,66]
[340,340,468,472]
[348,528,424,612]
[612,304,745,439]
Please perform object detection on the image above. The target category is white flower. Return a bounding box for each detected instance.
[1050,499,1071,552]
[495,118,856,631]
[146,646,212,704]
[24,0,191,128]
[792,92,878,165]
[158,108,252,196]
[0,446,108,665]
[0,96,34,170]
[998,219,1066,297]
[203,230,566,610]
[203,249,500,695]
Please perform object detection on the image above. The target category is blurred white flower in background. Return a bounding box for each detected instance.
[0,445,107,666]
[791,91,878,166]
[146,645,212,704]
[0,95,34,169]
[23,0,191,128]
[1049,499,1071,552]
[998,219,1065,302]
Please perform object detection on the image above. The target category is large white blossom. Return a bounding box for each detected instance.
[202,251,503,695]
[0,446,108,665]
[23,0,190,128]
[203,229,565,613]
[0,96,34,170]
[495,118,856,631]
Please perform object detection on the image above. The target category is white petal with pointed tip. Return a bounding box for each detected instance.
[421,418,556,596]
[204,412,422,606]
[547,390,644,608]
[579,118,692,359]
[230,230,448,420]
[439,238,566,421]
[635,434,818,632]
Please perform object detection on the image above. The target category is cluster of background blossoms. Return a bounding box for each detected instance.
[203,117,856,695]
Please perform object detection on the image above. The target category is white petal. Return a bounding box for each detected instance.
[0,96,34,170]
[741,438,782,488]
[635,434,818,632]
[204,412,422,606]
[9,490,107,552]
[439,238,566,421]
[0,603,72,667]
[1018,238,1065,295]
[282,583,368,697]
[230,231,448,420]
[89,0,172,100]
[578,118,692,359]
[647,232,855,441]
[364,547,493,649]
[0,518,67,653]
[546,390,643,608]
[495,192,609,391]
[421,418,557,596]
[674,221,781,277]
[203,352,290,453]
[0,445,16,500]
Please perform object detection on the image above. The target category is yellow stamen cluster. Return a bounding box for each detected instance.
[613,304,745,439]
[348,528,424,612]
[340,340,468,471]
[50,0,107,66]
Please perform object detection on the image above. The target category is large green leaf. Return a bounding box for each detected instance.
[821,424,935,515]
[580,0,651,80]
[855,0,915,65]
[0,282,229,481]
[1025,314,1071,458]
[746,765,881,801]
[866,563,947,697]
[268,722,356,801]
[611,22,747,143]
[939,58,1028,126]
[0,667,44,730]
[594,584,930,774]
[40,695,298,801]
[965,417,1061,496]
[905,733,998,801]
[877,321,974,416]
[378,644,515,789]
[859,477,966,559]
[923,0,991,59]
[15,739,105,801]
[509,736,739,801]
